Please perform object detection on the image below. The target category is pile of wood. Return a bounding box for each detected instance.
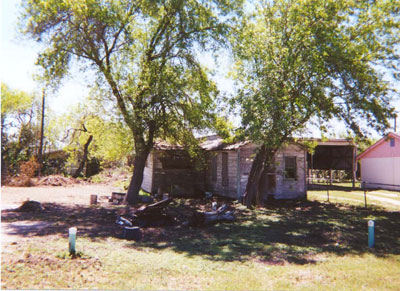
[36,175,83,186]
[117,198,235,228]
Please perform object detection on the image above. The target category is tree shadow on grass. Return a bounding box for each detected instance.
[2,200,399,265]
[130,200,400,265]
[1,203,121,240]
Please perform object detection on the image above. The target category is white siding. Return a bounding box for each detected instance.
[141,152,154,193]
[361,157,400,191]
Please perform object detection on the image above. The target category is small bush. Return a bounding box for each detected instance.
[20,156,41,178]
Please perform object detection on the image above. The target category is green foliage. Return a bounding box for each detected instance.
[19,0,242,150]
[60,100,134,173]
[232,0,399,151]
[1,83,41,175]
[1,83,35,115]
[1,83,63,177]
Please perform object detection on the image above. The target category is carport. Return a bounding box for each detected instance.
[306,139,357,188]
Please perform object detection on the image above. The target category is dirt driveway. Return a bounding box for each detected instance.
[1,184,123,244]
[1,184,122,208]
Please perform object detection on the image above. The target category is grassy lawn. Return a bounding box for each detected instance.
[310,181,362,189]
[2,198,400,290]
[308,189,400,210]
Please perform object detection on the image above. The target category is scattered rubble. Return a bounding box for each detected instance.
[117,198,236,230]
[36,175,84,186]
[6,175,85,187]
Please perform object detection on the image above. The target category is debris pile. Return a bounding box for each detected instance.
[116,198,236,229]
[37,175,83,186]
[110,192,154,205]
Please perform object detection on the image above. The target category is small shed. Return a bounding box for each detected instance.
[356,132,400,191]
[142,136,307,201]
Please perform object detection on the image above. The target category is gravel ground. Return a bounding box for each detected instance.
[1,184,123,208]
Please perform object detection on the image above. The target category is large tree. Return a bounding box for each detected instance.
[232,0,399,206]
[20,0,242,204]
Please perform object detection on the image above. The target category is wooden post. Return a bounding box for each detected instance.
[90,194,98,205]
[329,168,333,185]
[352,146,357,189]
[363,182,367,208]
[327,189,330,202]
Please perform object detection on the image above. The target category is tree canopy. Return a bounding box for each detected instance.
[231,0,399,206]
[20,0,242,203]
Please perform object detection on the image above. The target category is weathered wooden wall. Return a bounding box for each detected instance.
[206,151,239,199]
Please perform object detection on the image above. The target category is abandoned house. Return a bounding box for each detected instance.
[141,136,307,201]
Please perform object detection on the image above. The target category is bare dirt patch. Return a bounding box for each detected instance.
[1,183,124,246]
[1,183,122,207]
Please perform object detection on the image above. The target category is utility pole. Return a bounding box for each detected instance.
[38,88,45,175]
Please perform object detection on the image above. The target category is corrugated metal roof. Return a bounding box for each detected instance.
[305,138,355,146]
[153,141,185,150]
[199,137,250,151]
[154,136,355,151]
[154,137,250,151]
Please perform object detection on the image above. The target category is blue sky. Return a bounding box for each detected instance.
[1,0,90,114]
[1,0,398,138]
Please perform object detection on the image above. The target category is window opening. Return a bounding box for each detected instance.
[284,156,297,180]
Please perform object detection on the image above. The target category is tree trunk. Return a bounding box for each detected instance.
[244,145,266,207]
[124,149,150,205]
[37,88,45,175]
[243,145,276,208]
[72,135,93,178]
